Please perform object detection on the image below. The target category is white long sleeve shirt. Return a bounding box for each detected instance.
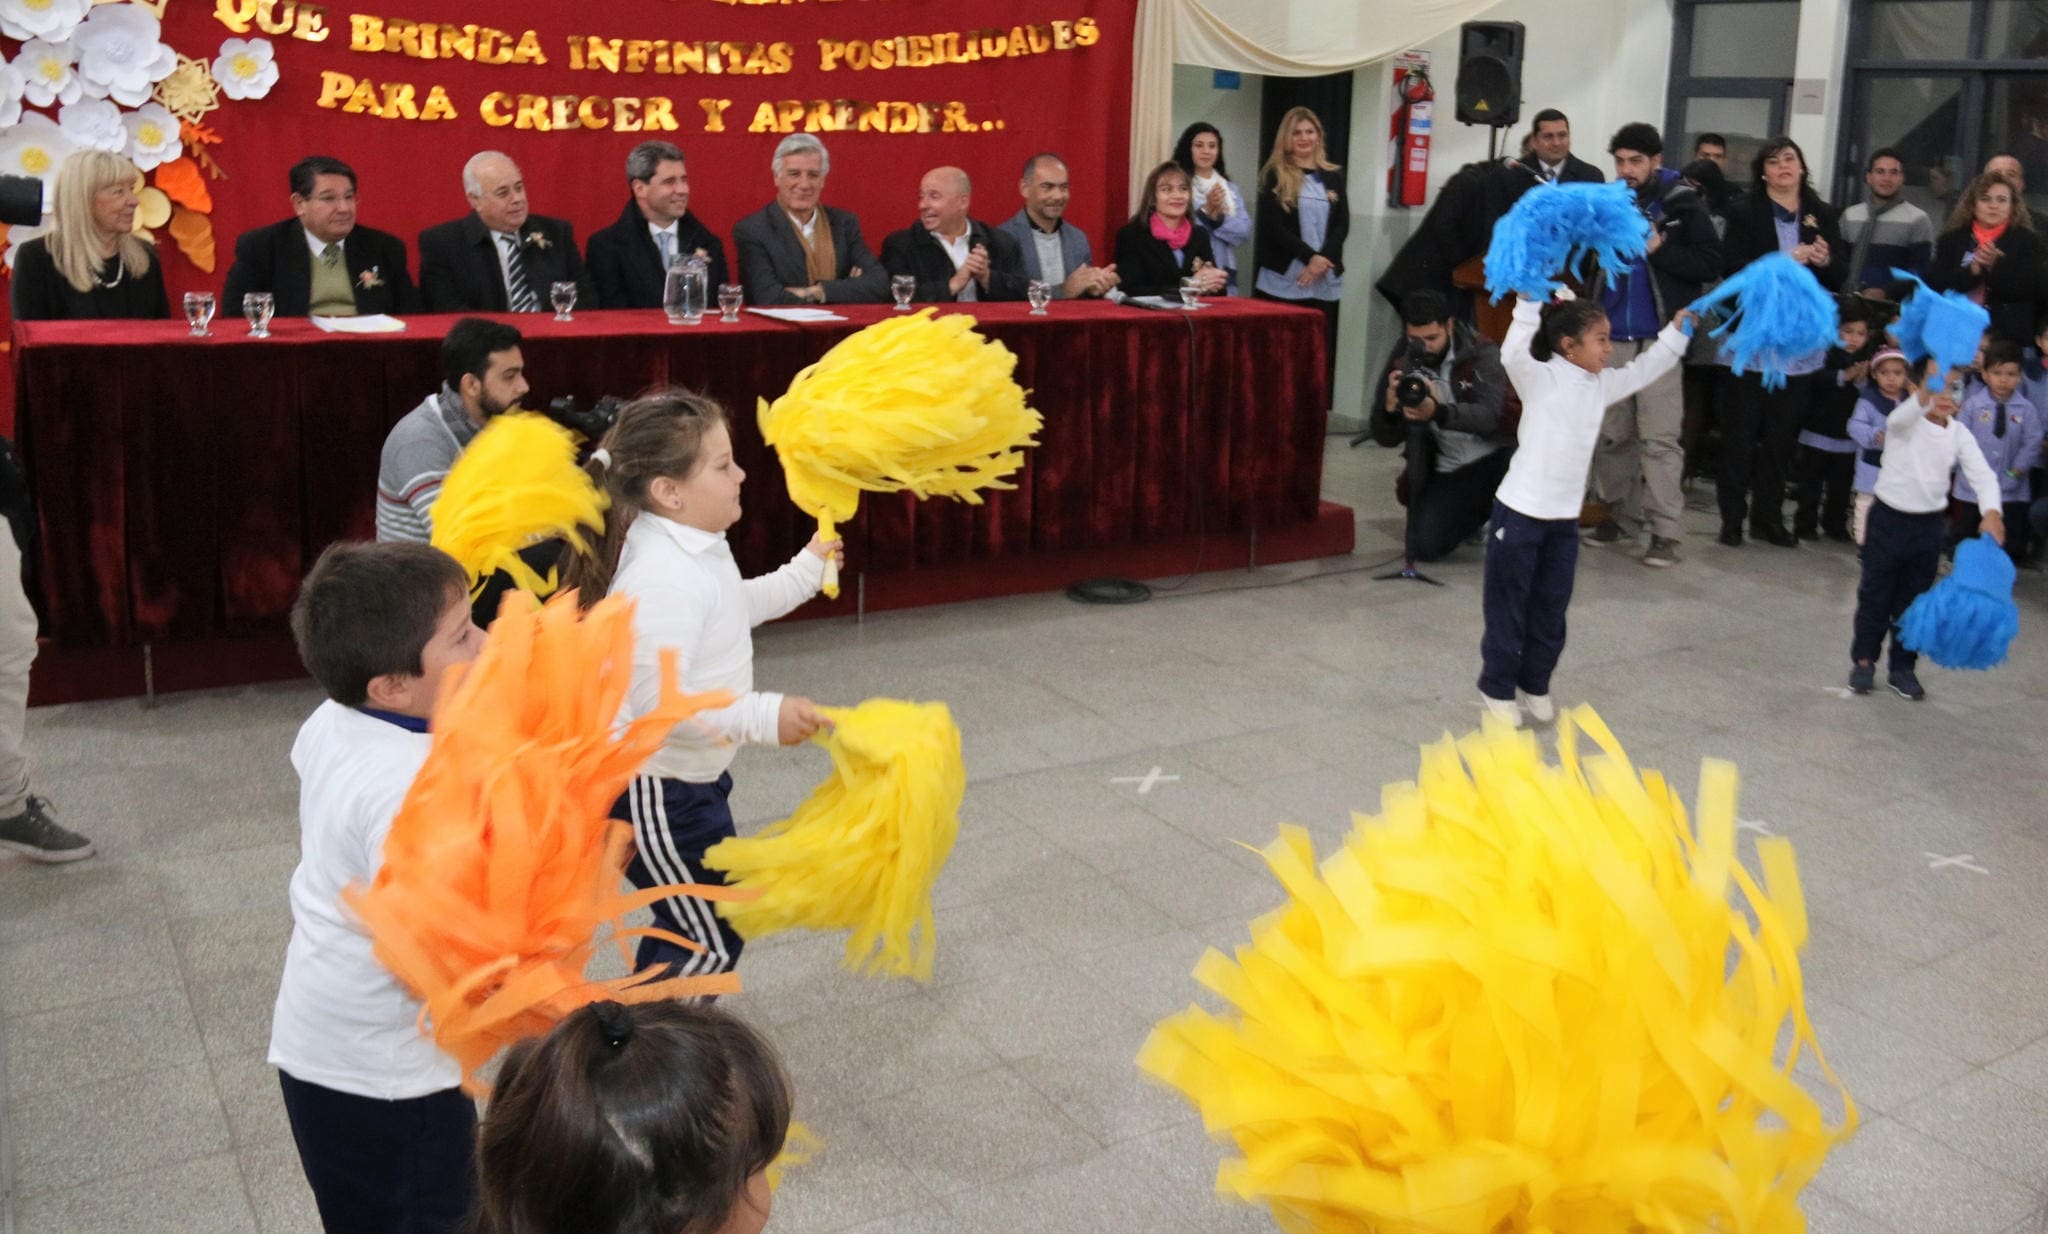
[611,512,824,783]
[269,702,461,1100]
[1493,298,1689,520]
[1873,390,2003,516]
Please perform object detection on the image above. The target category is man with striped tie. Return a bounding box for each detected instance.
[418,151,597,313]
[585,140,729,310]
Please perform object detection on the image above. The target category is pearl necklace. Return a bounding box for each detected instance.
[95,254,124,290]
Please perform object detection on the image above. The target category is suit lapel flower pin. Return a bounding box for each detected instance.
[358,266,383,290]
[1803,214,1818,229]
[524,231,549,250]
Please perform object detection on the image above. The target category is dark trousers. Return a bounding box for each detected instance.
[1410,449,1514,561]
[1254,290,1339,400]
[1681,364,1722,480]
[1951,499,2033,562]
[1718,371,1813,535]
[1479,501,1580,700]
[612,772,745,979]
[1794,445,1856,537]
[1852,500,1946,672]
[277,1071,476,1234]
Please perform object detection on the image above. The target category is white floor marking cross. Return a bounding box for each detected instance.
[1737,818,1776,836]
[1111,766,1179,795]
[1923,852,1990,875]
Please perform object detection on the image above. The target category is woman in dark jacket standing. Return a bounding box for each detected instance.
[1253,105,1348,396]
[1113,161,1228,300]
[1926,172,2045,347]
[1714,136,1846,548]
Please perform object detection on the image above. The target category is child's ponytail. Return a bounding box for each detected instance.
[559,389,730,609]
[1531,299,1608,363]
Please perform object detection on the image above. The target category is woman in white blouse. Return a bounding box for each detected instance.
[1174,122,1251,294]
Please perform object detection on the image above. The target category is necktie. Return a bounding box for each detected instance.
[500,234,538,312]
[1995,402,2008,438]
[656,230,675,269]
[320,244,341,268]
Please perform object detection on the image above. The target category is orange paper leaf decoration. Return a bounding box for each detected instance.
[154,157,212,213]
[167,207,215,273]
[344,590,744,1094]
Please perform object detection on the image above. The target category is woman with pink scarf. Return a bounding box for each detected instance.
[1114,161,1230,300]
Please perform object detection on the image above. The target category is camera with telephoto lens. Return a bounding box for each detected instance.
[1395,338,1441,410]
[544,394,626,442]
[0,175,42,228]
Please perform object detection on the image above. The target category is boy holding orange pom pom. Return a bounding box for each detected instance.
[269,542,485,1234]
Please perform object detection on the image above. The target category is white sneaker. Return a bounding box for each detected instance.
[1481,695,1523,728]
[1522,693,1557,725]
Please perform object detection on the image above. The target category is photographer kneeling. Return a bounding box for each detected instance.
[1370,289,1515,561]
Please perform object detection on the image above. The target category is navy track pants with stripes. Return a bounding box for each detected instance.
[611,772,746,980]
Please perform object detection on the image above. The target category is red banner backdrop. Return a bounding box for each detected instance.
[2,0,1136,420]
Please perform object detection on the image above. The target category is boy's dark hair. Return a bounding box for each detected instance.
[1693,132,1726,152]
[1982,338,2025,371]
[1531,299,1606,363]
[1608,123,1662,158]
[291,542,466,707]
[1837,296,1873,328]
[288,156,356,199]
[1400,289,1452,327]
[560,388,731,606]
[1867,146,1905,173]
[469,999,792,1234]
[1681,158,1730,211]
[441,318,523,391]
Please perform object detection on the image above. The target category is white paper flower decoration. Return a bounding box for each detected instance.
[71,3,176,107]
[0,63,24,130]
[121,101,177,171]
[211,37,277,101]
[58,97,124,153]
[3,219,51,271]
[16,38,81,109]
[0,113,76,194]
[0,0,91,45]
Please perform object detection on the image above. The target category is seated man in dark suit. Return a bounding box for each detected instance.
[222,155,419,317]
[732,134,889,306]
[584,140,727,310]
[879,167,1027,302]
[418,151,597,313]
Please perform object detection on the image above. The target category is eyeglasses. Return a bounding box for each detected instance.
[303,192,356,207]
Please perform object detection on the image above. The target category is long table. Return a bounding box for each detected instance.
[13,298,1350,699]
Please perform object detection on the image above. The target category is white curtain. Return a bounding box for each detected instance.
[1129,0,1506,197]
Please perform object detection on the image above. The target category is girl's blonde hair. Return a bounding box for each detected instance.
[1259,105,1340,212]
[560,388,730,607]
[47,150,153,295]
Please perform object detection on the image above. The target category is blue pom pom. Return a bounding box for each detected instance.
[1898,535,2021,670]
[1684,253,1838,390]
[1484,182,1650,303]
[1890,270,1991,383]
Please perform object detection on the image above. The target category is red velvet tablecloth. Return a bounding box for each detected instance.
[13,297,1328,651]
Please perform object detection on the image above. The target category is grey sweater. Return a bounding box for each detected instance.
[375,387,479,543]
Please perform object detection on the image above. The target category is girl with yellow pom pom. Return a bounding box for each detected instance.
[561,389,842,983]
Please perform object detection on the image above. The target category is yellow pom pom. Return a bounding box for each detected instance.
[702,698,964,981]
[1137,707,1855,1234]
[758,310,1043,597]
[431,412,607,600]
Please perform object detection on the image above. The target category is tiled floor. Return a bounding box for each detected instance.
[6,438,2048,1233]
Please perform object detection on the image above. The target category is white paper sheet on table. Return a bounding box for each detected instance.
[745,307,847,322]
[311,314,408,333]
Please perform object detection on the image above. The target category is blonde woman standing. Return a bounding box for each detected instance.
[1254,106,1349,394]
[10,149,168,321]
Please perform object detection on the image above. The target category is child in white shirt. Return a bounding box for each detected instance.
[271,542,486,1234]
[1481,295,1691,726]
[1849,359,2007,700]
[562,389,839,981]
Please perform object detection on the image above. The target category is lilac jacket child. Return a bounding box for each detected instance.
[1950,384,2043,507]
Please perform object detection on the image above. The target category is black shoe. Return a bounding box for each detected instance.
[1848,664,1875,694]
[1756,526,1799,548]
[1887,669,1926,701]
[1824,527,1854,543]
[1795,525,1820,541]
[0,797,94,864]
[1719,526,1744,547]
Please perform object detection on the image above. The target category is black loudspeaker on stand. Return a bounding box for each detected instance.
[1374,420,1444,586]
[1454,20,1524,129]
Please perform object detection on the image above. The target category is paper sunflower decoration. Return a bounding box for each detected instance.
[15,37,83,109]
[210,37,277,101]
[1140,708,1856,1234]
[120,101,177,170]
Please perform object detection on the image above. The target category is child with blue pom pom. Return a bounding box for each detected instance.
[1850,357,2006,700]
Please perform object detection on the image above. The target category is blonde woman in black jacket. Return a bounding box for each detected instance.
[1253,106,1348,395]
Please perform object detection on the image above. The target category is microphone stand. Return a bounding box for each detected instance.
[1376,418,1444,585]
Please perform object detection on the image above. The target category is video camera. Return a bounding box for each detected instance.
[0,175,43,228]
[543,394,626,443]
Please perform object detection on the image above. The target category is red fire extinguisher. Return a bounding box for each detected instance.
[1388,66,1434,208]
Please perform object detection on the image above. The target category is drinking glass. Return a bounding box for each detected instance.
[1178,277,1202,311]
[1026,279,1051,315]
[550,281,576,322]
[242,291,273,338]
[717,283,744,322]
[891,275,916,311]
[183,291,216,337]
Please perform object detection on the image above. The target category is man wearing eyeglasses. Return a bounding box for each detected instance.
[419,151,597,313]
[223,155,420,318]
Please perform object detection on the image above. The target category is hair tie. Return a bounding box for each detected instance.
[590,1000,633,1048]
[589,447,612,471]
